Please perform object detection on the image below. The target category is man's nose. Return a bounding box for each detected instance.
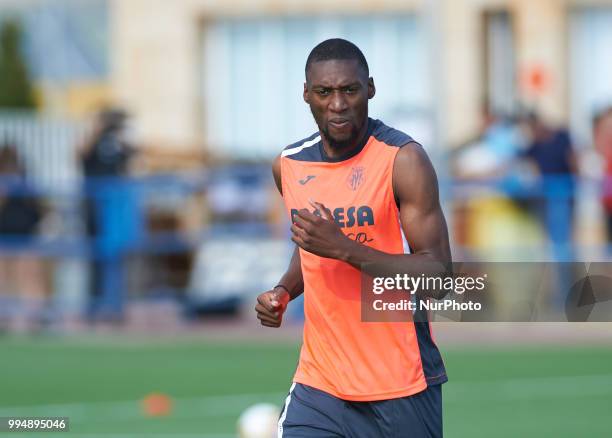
[329,91,348,113]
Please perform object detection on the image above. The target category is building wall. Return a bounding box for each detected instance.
[513,0,567,124]
[110,0,422,151]
[110,0,612,152]
[440,0,483,146]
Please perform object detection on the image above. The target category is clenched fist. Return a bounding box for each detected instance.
[255,287,290,328]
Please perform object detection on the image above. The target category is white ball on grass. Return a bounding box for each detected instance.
[237,403,281,438]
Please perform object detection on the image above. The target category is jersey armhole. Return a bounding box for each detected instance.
[278,156,286,198]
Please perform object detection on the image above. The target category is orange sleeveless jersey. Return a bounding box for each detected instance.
[280,118,447,402]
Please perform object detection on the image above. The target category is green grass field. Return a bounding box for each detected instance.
[1,337,611,437]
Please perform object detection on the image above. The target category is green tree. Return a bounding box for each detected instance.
[0,19,36,109]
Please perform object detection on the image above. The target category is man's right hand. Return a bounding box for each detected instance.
[255,287,291,328]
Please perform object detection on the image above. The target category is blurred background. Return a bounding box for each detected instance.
[0,0,611,437]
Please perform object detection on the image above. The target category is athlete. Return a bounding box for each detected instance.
[255,38,451,437]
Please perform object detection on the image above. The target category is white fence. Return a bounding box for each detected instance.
[0,111,89,189]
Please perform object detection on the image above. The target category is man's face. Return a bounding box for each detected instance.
[304,59,375,150]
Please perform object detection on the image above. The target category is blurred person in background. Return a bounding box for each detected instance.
[81,108,135,181]
[453,103,527,182]
[594,106,612,242]
[479,105,522,171]
[79,108,137,321]
[523,112,577,179]
[0,142,47,331]
[451,105,543,257]
[522,112,577,251]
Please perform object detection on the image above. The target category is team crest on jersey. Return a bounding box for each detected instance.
[347,166,365,191]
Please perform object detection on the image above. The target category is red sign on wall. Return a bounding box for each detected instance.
[521,64,552,96]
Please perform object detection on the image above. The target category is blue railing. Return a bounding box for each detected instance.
[0,171,606,318]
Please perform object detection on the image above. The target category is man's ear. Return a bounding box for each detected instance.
[368,77,376,100]
[303,82,310,104]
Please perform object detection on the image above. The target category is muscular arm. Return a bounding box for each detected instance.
[277,246,305,300]
[291,143,451,298]
[255,155,305,328]
[344,143,451,266]
[272,154,305,301]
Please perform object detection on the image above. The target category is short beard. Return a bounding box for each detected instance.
[321,124,360,151]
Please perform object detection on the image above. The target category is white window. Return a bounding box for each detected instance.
[484,11,516,117]
[569,8,612,146]
[202,16,430,159]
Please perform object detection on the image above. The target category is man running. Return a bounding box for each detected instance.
[256,38,451,438]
